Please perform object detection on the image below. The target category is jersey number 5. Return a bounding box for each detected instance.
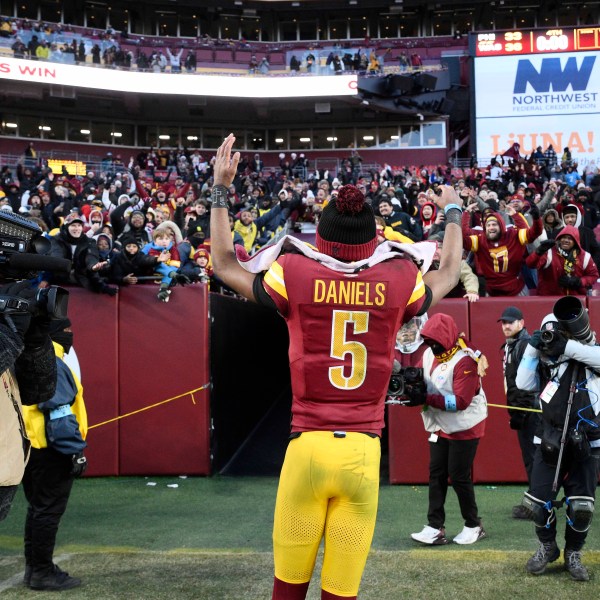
[329,309,369,390]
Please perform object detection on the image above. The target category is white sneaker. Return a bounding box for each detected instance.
[411,525,449,545]
[453,524,486,545]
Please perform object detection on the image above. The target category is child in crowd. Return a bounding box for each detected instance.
[141,229,182,302]
[193,248,213,284]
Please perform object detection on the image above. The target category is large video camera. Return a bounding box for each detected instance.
[0,211,70,320]
[387,365,426,405]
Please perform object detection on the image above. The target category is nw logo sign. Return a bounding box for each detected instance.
[513,56,596,93]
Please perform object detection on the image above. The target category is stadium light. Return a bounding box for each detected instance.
[275,138,284,143]
[187,135,198,141]
[111,132,123,137]
[80,129,90,134]
[5,123,17,128]
[38,125,51,131]
[363,135,374,141]
[159,134,171,140]
[299,137,311,142]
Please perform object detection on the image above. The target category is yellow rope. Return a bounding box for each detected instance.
[487,403,542,413]
[88,384,209,430]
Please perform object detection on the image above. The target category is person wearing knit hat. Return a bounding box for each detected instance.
[314,185,377,261]
[209,134,464,600]
[42,213,117,296]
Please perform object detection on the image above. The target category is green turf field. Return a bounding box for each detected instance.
[0,477,598,598]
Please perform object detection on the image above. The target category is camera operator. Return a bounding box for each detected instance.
[406,313,488,546]
[0,280,57,521]
[516,297,600,581]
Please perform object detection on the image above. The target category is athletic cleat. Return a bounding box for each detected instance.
[157,289,170,302]
[526,540,560,575]
[564,549,590,581]
[453,524,486,545]
[512,504,532,520]
[411,525,449,545]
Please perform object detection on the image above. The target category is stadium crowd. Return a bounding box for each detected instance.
[1,141,600,302]
[1,15,444,75]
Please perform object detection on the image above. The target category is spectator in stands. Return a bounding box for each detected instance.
[543,209,563,239]
[305,51,316,72]
[77,40,85,64]
[109,234,165,286]
[331,54,343,74]
[27,34,40,59]
[560,204,600,270]
[90,43,101,64]
[562,146,573,168]
[543,144,558,172]
[233,202,283,253]
[410,53,423,68]
[257,56,269,75]
[184,199,211,239]
[289,55,300,73]
[526,229,599,296]
[141,229,174,297]
[115,207,152,246]
[166,47,184,73]
[184,51,196,73]
[11,36,26,58]
[46,213,117,295]
[192,248,213,284]
[462,204,542,296]
[377,197,422,241]
[398,51,410,72]
[419,201,444,240]
[367,50,381,74]
[248,55,258,74]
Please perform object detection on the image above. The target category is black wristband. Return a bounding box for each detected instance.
[211,184,230,209]
[445,207,462,226]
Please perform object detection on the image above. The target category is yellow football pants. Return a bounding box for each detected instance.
[273,431,380,597]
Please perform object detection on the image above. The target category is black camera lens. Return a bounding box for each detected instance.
[387,375,404,397]
[541,330,555,344]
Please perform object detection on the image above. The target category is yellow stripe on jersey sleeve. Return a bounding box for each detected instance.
[518,228,529,245]
[469,235,479,252]
[407,270,425,307]
[264,260,288,300]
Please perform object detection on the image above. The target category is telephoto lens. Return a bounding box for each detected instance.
[553,296,594,344]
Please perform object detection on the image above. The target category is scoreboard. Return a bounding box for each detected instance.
[472,26,600,57]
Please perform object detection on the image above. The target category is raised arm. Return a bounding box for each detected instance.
[211,134,257,302]
[423,186,463,308]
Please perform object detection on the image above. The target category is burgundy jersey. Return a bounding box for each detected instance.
[262,252,427,435]
[462,212,542,295]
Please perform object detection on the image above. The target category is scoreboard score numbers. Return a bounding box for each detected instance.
[474,27,600,57]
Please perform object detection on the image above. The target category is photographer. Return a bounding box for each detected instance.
[407,313,488,546]
[0,281,57,521]
[516,297,600,581]
[21,318,86,591]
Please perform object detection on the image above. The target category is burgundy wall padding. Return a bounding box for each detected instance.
[388,299,469,484]
[469,296,557,483]
[117,285,211,475]
[68,288,119,476]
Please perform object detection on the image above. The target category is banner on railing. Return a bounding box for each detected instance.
[0,56,358,98]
